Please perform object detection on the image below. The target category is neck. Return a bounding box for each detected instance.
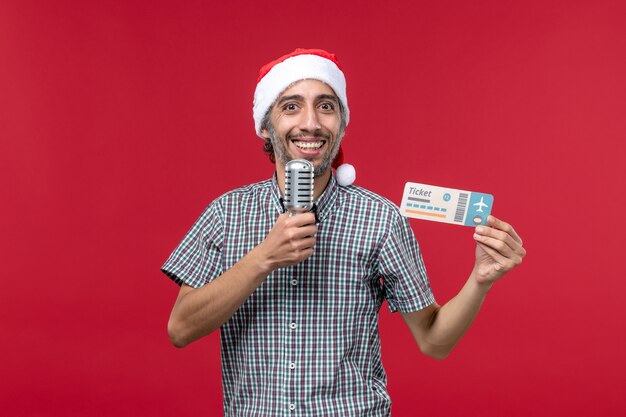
[276,164,331,201]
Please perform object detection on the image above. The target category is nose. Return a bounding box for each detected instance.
[299,105,321,132]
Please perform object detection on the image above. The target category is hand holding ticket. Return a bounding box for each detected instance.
[400,182,494,227]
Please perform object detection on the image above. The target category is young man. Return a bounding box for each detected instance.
[162,48,526,417]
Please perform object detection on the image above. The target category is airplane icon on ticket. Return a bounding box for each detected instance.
[473,196,489,213]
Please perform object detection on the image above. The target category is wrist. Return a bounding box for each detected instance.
[247,243,276,277]
[470,267,496,293]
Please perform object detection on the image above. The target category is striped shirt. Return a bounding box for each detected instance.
[162,174,435,417]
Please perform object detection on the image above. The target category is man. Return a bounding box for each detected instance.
[162,48,526,416]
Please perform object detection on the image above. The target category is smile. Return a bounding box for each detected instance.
[293,140,324,150]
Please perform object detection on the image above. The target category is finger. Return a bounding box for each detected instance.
[288,237,316,263]
[295,236,316,250]
[300,212,317,226]
[476,242,520,272]
[474,225,520,255]
[295,247,315,262]
[283,227,317,245]
[487,215,523,245]
[291,225,317,239]
[285,212,317,227]
[474,230,516,258]
[474,231,525,267]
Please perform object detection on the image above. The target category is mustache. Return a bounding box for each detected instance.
[287,130,331,140]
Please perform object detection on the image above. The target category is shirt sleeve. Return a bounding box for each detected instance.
[161,201,225,288]
[378,214,435,313]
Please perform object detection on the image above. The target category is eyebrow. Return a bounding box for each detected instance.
[318,94,340,104]
[276,94,339,106]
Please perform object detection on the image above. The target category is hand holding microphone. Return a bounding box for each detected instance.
[256,160,317,271]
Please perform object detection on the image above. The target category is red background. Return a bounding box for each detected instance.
[1,0,625,416]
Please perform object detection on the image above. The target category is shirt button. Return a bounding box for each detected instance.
[289,404,296,411]
[289,322,297,330]
[289,362,296,370]
[291,279,298,286]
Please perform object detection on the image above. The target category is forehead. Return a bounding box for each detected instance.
[277,79,337,100]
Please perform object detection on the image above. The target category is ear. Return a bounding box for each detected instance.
[260,128,270,140]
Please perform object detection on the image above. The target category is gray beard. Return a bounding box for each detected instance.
[268,124,342,177]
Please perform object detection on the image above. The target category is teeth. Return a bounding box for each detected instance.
[294,141,323,150]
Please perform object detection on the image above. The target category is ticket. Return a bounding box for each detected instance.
[400,182,494,227]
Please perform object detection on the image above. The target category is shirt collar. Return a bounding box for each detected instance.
[314,174,338,223]
[270,174,285,215]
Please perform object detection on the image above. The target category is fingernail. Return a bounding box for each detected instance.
[476,226,484,234]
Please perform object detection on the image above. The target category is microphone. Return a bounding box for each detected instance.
[284,159,314,215]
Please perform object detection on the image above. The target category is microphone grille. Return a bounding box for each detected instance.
[284,159,314,213]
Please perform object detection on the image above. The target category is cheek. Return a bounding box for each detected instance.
[272,117,295,137]
[322,114,341,131]
[272,110,292,126]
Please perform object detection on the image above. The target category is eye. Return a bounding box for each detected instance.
[319,102,335,112]
[282,103,299,112]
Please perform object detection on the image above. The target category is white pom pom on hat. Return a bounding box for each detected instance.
[253,48,356,186]
[335,163,356,187]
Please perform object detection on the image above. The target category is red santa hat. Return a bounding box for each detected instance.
[253,48,356,186]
